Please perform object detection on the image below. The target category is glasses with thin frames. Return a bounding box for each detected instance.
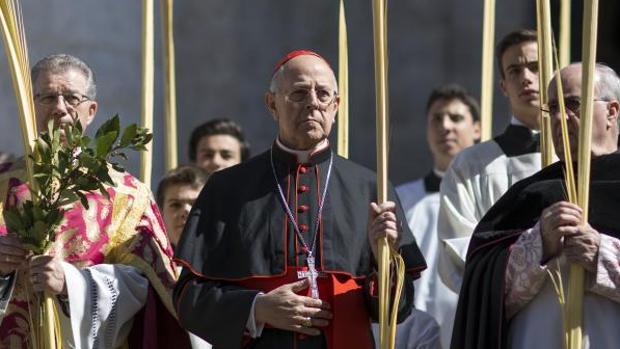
[284,88,337,106]
[545,97,609,115]
[34,92,90,108]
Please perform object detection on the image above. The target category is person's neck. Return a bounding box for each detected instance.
[433,156,451,173]
[276,138,329,163]
[561,146,618,162]
[512,112,540,131]
[432,167,445,178]
[592,145,619,158]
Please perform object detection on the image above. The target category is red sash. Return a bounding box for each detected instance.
[236,267,373,349]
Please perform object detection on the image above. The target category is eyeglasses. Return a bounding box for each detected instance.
[546,96,609,115]
[284,88,337,106]
[34,92,90,107]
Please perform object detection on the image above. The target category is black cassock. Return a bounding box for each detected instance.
[451,152,620,349]
[174,143,426,349]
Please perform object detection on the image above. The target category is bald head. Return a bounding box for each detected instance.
[265,53,340,150]
[548,62,620,159]
[550,63,620,101]
[270,55,338,94]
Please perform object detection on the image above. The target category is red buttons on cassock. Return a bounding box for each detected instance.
[299,224,309,232]
[299,166,308,174]
[297,205,309,213]
[298,185,310,193]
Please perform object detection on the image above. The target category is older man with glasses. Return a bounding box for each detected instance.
[0,54,189,348]
[173,50,426,349]
[452,63,620,349]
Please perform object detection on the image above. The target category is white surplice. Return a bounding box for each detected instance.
[372,309,440,349]
[60,263,148,349]
[505,224,620,349]
[437,122,542,293]
[397,176,457,349]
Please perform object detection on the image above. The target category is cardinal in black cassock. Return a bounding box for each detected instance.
[173,50,426,349]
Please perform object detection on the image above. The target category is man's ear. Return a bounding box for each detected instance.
[499,78,508,97]
[83,101,98,129]
[332,95,340,122]
[472,120,482,142]
[265,92,278,121]
[607,100,619,128]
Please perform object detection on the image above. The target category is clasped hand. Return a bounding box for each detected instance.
[0,234,67,295]
[254,278,332,336]
[540,201,600,272]
[368,201,402,261]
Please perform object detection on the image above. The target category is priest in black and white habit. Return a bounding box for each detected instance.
[437,29,543,293]
[452,63,620,349]
[173,49,426,349]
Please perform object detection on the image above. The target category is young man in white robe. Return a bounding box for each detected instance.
[437,29,543,293]
[393,84,480,348]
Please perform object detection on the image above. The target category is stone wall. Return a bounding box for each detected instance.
[0,0,536,187]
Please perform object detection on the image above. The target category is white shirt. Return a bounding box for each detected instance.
[437,122,542,292]
[396,171,456,349]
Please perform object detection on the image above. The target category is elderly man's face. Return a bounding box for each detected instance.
[548,65,619,160]
[266,55,339,150]
[33,69,97,133]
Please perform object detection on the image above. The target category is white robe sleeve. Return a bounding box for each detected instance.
[60,262,149,349]
[189,333,213,349]
[372,309,441,349]
[503,223,549,319]
[244,292,265,338]
[438,163,479,241]
[437,162,477,293]
[589,234,620,303]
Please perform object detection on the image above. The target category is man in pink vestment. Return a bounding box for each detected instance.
[0,54,189,348]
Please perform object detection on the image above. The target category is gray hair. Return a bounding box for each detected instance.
[0,151,14,164]
[595,63,620,102]
[269,65,284,93]
[268,60,338,94]
[31,54,97,99]
[593,64,620,132]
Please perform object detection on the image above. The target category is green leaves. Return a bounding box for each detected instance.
[3,114,152,254]
[95,114,120,139]
[4,209,24,232]
[95,115,120,157]
[96,132,117,157]
[119,124,137,148]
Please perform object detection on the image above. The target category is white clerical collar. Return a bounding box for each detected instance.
[275,138,329,163]
[433,168,445,178]
[510,116,540,134]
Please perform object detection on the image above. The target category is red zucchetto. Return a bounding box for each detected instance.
[272,49,332,75]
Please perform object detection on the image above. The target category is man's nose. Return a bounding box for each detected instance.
[209,154,226,171]
[212,153,224,165]
[182,203,192,216]
[437,115,452,131]
[521,68,536,85]
[50,95,70,116]
[441,116,452,129]
[305,90,320,108]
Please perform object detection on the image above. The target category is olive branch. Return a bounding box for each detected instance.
[3,115,152,254]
